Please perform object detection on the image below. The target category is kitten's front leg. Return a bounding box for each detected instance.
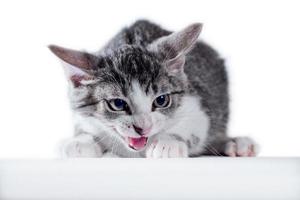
[60,134,103,158]
[146,135,188,158]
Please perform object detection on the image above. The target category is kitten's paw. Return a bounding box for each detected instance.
[224,137,259,157]
[146,136,188,158]
[60,135,103,158]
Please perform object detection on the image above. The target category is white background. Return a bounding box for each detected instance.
[0,0,299,158]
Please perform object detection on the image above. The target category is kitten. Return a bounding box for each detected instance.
[49,20,258,158]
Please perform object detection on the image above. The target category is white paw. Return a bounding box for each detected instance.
[60,135,103,158]
[146,136,188,158]
[225,137,259,157]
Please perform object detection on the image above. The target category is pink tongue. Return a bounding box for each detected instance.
[128,137,147,150]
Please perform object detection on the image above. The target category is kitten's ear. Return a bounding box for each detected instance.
[48,45,98,87]
[148,23,202,74]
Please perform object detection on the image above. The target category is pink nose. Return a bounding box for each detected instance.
[133,125,151,136]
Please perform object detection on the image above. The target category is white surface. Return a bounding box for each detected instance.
[0,0,300,158]
[0,158,300,200]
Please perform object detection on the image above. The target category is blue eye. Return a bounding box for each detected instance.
[153,94,171,109]
[114,99,125,109]
[108,98,128,111]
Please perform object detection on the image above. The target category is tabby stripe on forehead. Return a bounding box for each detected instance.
[145,81,151,94]
[152,84,158,94]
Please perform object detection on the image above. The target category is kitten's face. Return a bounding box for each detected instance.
[49,22,202,151]
[73,46,186,151]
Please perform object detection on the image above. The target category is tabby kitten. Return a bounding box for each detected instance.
[49,20,258,158]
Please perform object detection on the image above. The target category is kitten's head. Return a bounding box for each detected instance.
[49,23,202,151]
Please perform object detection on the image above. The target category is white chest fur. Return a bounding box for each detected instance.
[166,96,209,154]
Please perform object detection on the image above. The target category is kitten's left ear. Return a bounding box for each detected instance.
[148,23,203,74]
[48,45,99,87]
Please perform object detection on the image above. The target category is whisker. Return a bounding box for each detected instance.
[203,143,223,156]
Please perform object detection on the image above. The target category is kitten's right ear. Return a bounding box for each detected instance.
[148,23,202,75]
[48,45,98,87]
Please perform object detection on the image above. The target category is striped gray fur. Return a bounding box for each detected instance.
[49,20,258,158]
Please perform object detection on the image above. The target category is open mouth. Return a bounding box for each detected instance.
[127,136,148,150]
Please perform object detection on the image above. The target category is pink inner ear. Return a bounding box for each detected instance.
[64,63,93,87]
[166,56,185,74]
[70,75,89,87]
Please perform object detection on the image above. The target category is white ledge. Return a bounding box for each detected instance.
[0,158,300,200]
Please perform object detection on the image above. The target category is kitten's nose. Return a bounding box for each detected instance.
[133,125,144,135]
[133,125,151,136]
